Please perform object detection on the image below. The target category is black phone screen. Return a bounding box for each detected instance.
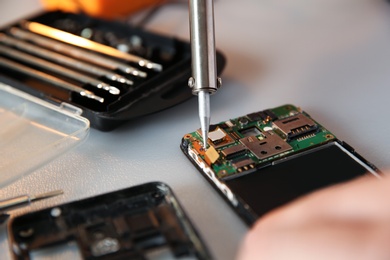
[225,142,376,220]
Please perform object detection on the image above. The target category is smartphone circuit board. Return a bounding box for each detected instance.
[182,104,336,180]
[181,104,380,224]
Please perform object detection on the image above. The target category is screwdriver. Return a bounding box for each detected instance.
[0,44,120,95]
[22,21,163,72]
[188,0,221,150]
[10,27,147,78]
[0,190,63,212]
[0,33,134,86]
[0,57,105,103]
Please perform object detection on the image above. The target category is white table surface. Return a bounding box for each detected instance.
[1,0,390,259]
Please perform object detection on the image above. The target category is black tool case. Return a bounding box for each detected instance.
[0,11,226,187]
[0,11,226,131]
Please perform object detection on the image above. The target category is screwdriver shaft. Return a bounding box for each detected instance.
[0,190,63,211]
[0,33,133,86]
[0,195,30,211]
[22,21,162,72]
[30,190,64,201]
[10,27,147,78]
[0,44,120,95]
[0,57,104,103]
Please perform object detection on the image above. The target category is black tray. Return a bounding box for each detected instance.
[0,11,226,131]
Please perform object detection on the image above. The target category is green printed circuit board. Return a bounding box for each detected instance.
[182,105,336,179]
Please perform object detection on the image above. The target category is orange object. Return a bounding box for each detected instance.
[41,0,164,19]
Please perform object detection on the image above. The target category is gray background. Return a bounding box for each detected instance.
[1,0,390,259]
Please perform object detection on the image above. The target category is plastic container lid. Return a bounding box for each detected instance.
[0,83,89,188]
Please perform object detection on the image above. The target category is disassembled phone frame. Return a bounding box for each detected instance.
[8,182,211,260]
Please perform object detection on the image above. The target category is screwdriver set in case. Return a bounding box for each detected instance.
[0,11,226,131]
[0,10,226,188]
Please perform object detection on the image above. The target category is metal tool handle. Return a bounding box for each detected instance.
[188,0,219,95]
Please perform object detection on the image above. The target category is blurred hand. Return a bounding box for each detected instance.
[238,173,390,260]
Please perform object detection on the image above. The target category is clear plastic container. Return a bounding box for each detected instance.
[0,83,89,187]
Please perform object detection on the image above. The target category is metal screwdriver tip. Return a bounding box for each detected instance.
[121,66,148,78]
[139,60,163,72]
[108,86,120,95]
[124,79,134,86]
[198,91,210,150]
[134,71,148,78]
[98,83,120,95]
[81,91,105,103]
[30,190,64,202]
[112,75,133,86]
